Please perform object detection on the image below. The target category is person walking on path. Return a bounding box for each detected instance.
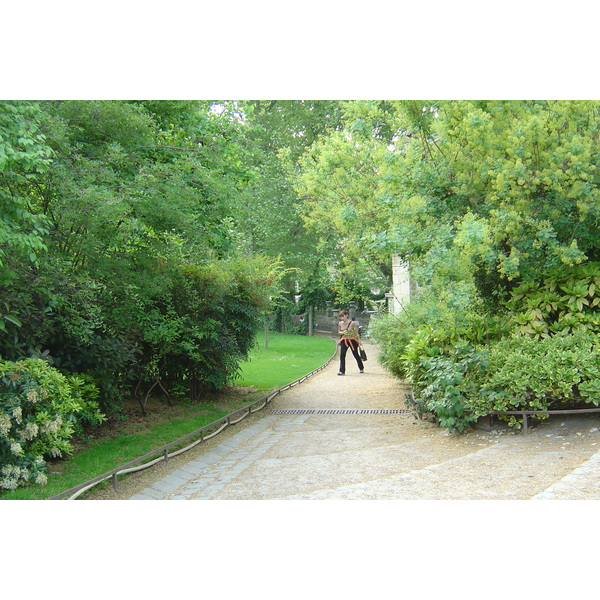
[337,310,364,375]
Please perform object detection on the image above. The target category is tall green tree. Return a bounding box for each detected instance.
[297,100,600,309]
[296,101,403,301]
[0,102,52,284]
[0,100,286,412]
[422,101,600,288]
[233,101,344,302]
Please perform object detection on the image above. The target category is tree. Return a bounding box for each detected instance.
[297,100,600,310]
[233,101,345,304]
[0,102,52,284]
[296,101,405,301]
[0,100,287,414]
[425,101,600,289]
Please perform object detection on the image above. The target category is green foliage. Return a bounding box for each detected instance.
[423,101,600,283]
[0,260,141,412]
[270,295,307,335]
[0,101,52,284]
[39,100,246,272]
[406,344,488,432]
[0,101,290,419]
[232,101,344,295]
[371,285,510,432]
[397,329,600,432]
[297,117,390,278]
[297,100,600,308]
[0,244,284,416]
[50,100,159,164]
[390,311,496,433]
[471,333,600,428]
[375,276,600,432]
[150,256,283,398]
[507,262,600,338]
[372,287,509,380]
[0,358,105,490]
[369,314,412,380]
[331,274,379,307]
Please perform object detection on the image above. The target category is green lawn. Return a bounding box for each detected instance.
[1,333,336,500]
[1,408,227,500]
[236,332,337,390]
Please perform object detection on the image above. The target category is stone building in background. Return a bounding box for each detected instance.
[387,254,412,316]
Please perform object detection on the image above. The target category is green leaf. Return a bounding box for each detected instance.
[3,315,21,327]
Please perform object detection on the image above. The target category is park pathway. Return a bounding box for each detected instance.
[128,342,600,500]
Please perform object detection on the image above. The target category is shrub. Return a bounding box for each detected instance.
[372,288,509,382]
[0,358,105,490]
[373,268,600,432]
[507,262,600,338]
[405,331,600,432]
[0,252,284,413]
[470,332,600,428]
[401,331,600,432]
[0,261,141,415]
[404,341,488,432]
[371,288,510,433]
[130,256,283,402]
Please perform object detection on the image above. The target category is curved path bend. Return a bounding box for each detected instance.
[123,342,600,500]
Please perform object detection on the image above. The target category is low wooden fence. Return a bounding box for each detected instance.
[49,346,338,500]
[490,407,600,433]
[407,390,600,433]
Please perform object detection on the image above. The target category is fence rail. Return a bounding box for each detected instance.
[49,345,338,500]
[490,407,600,433]
[406,390,600,434]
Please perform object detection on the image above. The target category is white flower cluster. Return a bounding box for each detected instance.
[0,412,11,436]
[26,389,40,403]
[10,441,23,455]
[0,366,67,491]
[12,405,22,424]
[23,421,39,440]
[43,416,63,435]
[0,478,18,490]
[1,465,24,477]
[0,464,28,490]
[0,458,48,490]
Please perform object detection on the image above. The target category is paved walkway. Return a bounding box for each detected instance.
[129,342,600,500]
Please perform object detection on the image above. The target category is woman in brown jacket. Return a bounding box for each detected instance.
[337,310,365,375]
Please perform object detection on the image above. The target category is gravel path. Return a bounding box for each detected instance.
[94,340,600,500]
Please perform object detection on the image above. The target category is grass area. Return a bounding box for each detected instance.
[236,332,337,391]
[1,333,336,500]
[1,408,227,500]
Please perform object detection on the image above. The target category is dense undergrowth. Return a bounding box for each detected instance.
[373,263,600,433]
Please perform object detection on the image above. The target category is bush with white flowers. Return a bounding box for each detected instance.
[0,358,105,490]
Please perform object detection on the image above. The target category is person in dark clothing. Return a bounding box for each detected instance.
[337,310,364,375]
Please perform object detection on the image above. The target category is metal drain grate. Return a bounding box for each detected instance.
[269,409,411,415]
